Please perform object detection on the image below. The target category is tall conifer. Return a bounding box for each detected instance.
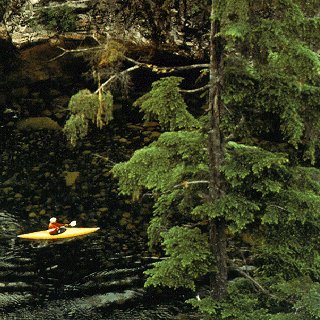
[64,0,320,317]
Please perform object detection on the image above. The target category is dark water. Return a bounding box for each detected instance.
[0,114,198,319]
[0,212,194,320]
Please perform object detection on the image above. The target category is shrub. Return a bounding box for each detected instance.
[38,5,76,32]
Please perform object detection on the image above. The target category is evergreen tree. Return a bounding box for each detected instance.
[65,0,320,318]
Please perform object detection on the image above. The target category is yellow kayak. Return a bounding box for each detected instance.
[17,227,100,240]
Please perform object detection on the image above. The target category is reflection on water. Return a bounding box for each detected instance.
[4,302,186,320]
[0,212,194,320]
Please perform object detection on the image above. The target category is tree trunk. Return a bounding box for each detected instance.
[207,0,228,299]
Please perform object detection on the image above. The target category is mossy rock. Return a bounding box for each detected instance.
[122,212,131,219]
[16,117,62,130]
[64,171,80,186]
[14,193,23,199]
[126,223,135,230]
[28,212,38,219]
[2,187,13,194]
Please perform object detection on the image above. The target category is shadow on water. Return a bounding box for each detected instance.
[0,212,194,320]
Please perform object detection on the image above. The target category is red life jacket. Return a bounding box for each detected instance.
[48,222,65,235]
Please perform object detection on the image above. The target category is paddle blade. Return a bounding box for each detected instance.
[70,221,76,227]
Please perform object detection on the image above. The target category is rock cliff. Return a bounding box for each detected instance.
[0,1,209,124]
[1,0,209,54]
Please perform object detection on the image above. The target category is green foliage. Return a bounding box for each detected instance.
[64,89,113,145]
[112,130,207,195]
[38,5,76,32]
[191,193,260,232]
[222,142,289,188]
[219,0,251,41]
[221,142,320,228]
[114,89,320,316]
[255,222,320,280]
[68,89,100,121]
[294,284,320,319]
[261,167,320,225]
[270,278,320,319]
[63,114,88,146]
[187,275,320,319]
[133,77,200,131]
[224,0,250,22]
[144,227,211,290]
[219,0,320,160]
[188,277,270,319]
[221,21,251,41]
[147,214,171,249]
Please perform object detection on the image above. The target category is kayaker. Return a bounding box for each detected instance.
[48,217,66,235]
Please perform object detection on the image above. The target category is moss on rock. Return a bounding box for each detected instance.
[16,117,62,131]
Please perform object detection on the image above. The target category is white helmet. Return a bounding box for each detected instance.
[50,217,57,223]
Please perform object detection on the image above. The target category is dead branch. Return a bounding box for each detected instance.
[124,56,209,72]
[94,65,140,93]
[49,46,209,74]
[48,45,104,62]
[225,116,245,141]
[49,45,210,94]
[92,153,117,167]
[174,180,209,188]
[230,264,278,300]
[179,84,210,94]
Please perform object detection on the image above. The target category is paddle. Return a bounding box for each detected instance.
[66,220,77,227]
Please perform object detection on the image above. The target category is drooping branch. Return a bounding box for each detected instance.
[179,84,210,94]
[94,65,140,93]
[230,264,278,300]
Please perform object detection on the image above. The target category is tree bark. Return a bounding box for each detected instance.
[207,0,228,299]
